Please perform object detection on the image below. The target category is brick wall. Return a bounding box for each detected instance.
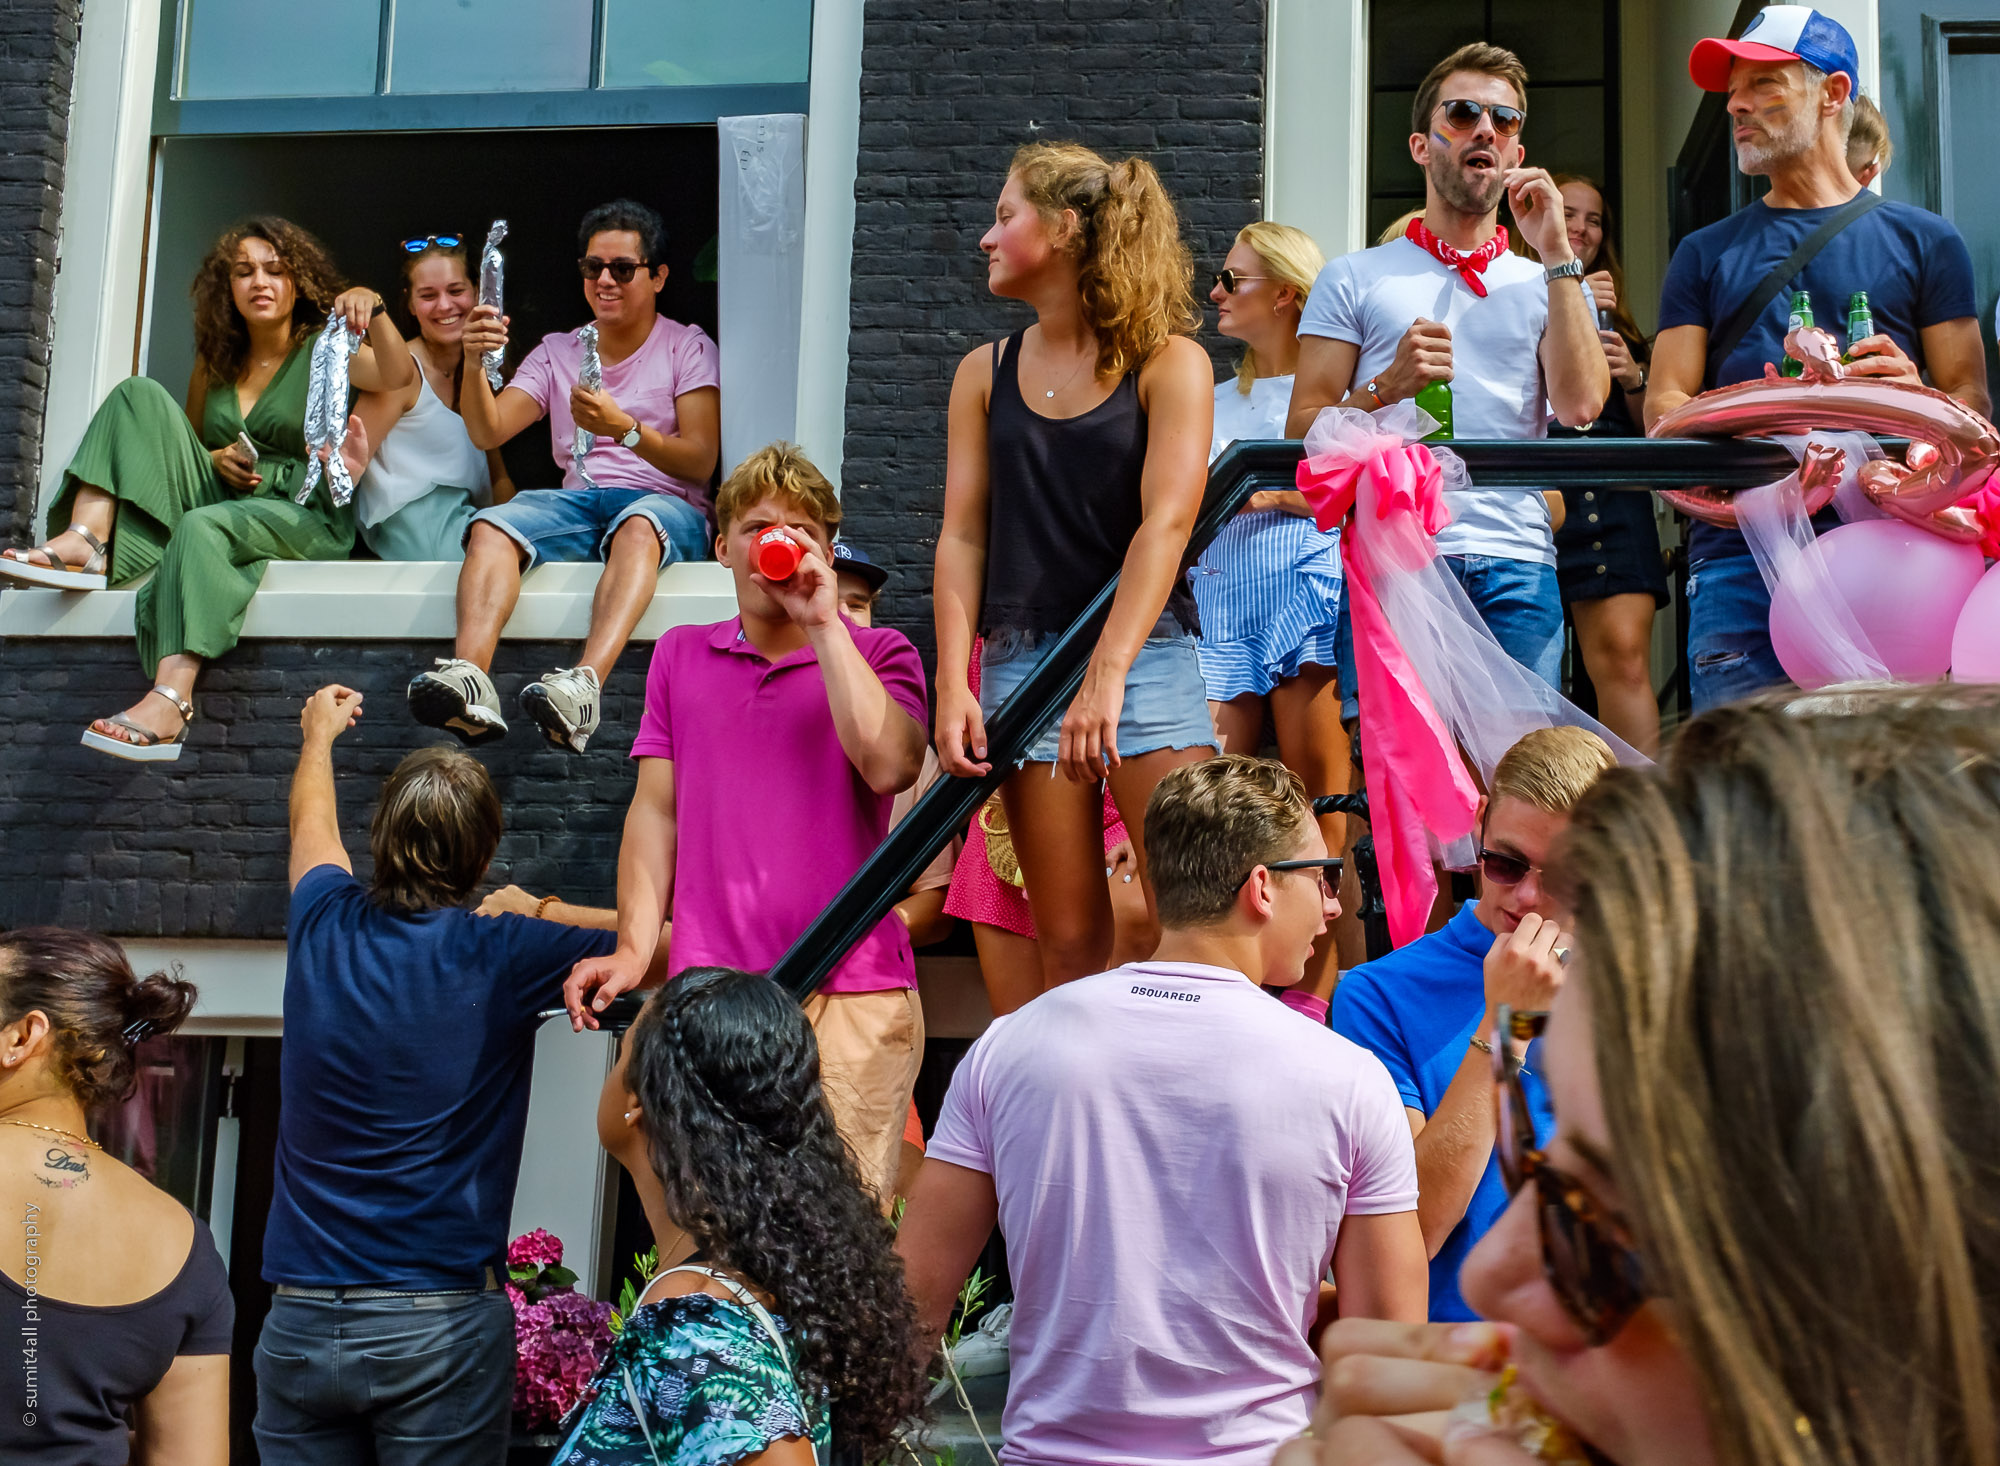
[839,0,1268,656]
[0,0,79,542]
[0,639,650,938]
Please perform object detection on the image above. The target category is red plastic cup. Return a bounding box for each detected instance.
[754,528,805,580]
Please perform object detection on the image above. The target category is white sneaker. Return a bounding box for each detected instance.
[407,658,507,744]
[520,665,601,753]
[949,1302,1011,1379]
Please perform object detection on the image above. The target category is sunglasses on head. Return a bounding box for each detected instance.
[401,234,463,254]
[579,256,653,284]
[1493,1006,1648,1346]
[1212,269,1270,294]
[1236,856,1344,898]
[1434,98,1525,138]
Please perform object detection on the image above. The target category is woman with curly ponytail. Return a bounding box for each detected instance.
[934,140,1218,992]
[0,928,229,1465]
[554,969,927,1466]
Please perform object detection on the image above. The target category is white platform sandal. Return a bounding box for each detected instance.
[0,523,109,591]
[80,686,193,763]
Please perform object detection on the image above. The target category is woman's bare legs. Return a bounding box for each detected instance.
[11,484,115,570]
[971,922,1044,1018]
[1210,694,1264,756]
[1001,768,1114,986]
[1269,663,1363,990]
[1103,744,1216,969]
[1571,593,1660,756]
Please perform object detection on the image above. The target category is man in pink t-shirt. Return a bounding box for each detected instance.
[410,199,722,756]
[899,756,1427,1466]
[562,442,929,1204]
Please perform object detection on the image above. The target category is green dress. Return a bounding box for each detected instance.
[49,335,356,674]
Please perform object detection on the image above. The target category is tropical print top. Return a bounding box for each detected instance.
[551,1292,830,1466]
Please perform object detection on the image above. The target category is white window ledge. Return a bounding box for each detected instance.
[0,560,739,641]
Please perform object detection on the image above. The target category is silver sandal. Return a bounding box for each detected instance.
[80,686,194,764]
[0,523,109,591]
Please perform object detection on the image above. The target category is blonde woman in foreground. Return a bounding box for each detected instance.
[1278,683,2000,1466]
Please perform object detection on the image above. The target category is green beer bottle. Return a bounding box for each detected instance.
[1779,289,1814,377]
[1843,291,1875,362]
[1414,377,1453,441]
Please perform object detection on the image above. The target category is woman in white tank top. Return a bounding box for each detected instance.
[351,240,515,560]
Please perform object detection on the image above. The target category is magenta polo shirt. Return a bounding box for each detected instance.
[509,314,720,512]
[630,616,929,994]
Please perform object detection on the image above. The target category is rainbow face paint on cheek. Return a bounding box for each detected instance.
[1432,131,1452,147]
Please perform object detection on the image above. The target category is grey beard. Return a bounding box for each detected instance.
[1429,158,1506,217]
[1736,109,1816,173]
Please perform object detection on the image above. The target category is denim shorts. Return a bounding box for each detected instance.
[980,629,1218,765]
[468,486,710,570]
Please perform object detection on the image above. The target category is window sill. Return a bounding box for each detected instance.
[0,560,738,641]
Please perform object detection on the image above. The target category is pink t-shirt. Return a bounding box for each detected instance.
[929,961,1419,1466]
[508,314,721,511]
[630,616,929,994]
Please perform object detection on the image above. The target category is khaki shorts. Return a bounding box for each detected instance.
[802,987,924,1207]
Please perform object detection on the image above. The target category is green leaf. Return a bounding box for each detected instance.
[543,1265,579,1289]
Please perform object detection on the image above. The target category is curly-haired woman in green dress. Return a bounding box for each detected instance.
[555,968,929,1466]
[0,216,413,761]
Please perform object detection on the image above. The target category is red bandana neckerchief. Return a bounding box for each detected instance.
[1405,217,1509,299]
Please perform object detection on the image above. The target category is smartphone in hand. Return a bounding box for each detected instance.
[235,431,259,464]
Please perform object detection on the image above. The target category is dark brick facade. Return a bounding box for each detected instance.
[839,0,1268,654]
[0,638,650,938]
[0,0,80,542]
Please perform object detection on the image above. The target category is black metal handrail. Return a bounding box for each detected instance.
[761,432,1881,1001]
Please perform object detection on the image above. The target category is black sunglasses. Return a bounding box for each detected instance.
[1212,269,1270,294]
[1493,1006,1648,1346]
[401,234,463,253]
[1434,98,1525,138]
[1237,856,1344,898]
[579,256,654,284]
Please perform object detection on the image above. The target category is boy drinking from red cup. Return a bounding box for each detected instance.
[564,441,930,1208]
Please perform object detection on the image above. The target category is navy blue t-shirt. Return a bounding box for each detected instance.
[1331,903,1554,1321]
[1659,196,1978,561]
[264,865,617,1289]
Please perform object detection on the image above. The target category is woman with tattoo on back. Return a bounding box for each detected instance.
[0,928,228,1465]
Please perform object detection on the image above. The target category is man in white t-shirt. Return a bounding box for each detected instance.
[897,755,1425,1466]
[1288,42,1609,704]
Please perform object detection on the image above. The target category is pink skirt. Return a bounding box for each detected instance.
[943,785,1129,940]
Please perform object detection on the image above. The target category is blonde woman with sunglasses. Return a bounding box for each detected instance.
[1280,684,2000,1466]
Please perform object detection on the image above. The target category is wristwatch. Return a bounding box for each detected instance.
[618,419,642,450]
[1544,258,1586,286]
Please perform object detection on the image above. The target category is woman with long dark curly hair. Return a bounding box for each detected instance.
[0,216,413,762]
[554,968,927,1466]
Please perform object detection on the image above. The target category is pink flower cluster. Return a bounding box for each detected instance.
[507,1231,615,1432]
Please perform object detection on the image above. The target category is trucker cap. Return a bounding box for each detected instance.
[1689,5,1860,92]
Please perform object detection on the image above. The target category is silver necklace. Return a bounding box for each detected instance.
[1040,348,1091,400]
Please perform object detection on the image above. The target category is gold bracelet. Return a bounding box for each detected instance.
[534,894,558,921]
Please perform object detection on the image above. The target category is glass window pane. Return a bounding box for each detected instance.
[1493,0,1604,84]
[1370,0,1486,89]
[389,0,593,94]
[179,0,379,99]
[1371,89,1425,202]
[603,0,813,89]
[1514,85,1606,189]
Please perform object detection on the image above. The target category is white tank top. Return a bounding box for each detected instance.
[356,353,491,529]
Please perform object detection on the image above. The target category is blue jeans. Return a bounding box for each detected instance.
[253,1290,515,1466]
[468,487,710,570]
[1686,554,1789,711]
[1336,555,1563,721]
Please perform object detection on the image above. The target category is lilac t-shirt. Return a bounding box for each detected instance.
[630,616,929,994]
[929,962,1419,1466]
[508,314,720,512]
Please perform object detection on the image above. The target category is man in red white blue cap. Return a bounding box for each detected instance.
[1647,5,1989,711]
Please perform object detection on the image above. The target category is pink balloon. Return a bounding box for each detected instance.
[1768,520,1987,687]
[1950,562,2000,683]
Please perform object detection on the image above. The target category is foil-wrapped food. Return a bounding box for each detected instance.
[298,310,362,508]
[479,220,507,391]
[573,322,602,488]
[1450,1365,1591,1466]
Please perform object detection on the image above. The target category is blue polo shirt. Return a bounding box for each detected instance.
[1331,902,1554,1320]
[265,865,616,1289]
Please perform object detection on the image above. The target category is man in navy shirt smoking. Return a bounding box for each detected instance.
[1647,4,1989,711]
[254,685,655,1465]
[1332,727,1614,1319]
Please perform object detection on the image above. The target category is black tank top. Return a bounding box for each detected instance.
[979,330,1198,638]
